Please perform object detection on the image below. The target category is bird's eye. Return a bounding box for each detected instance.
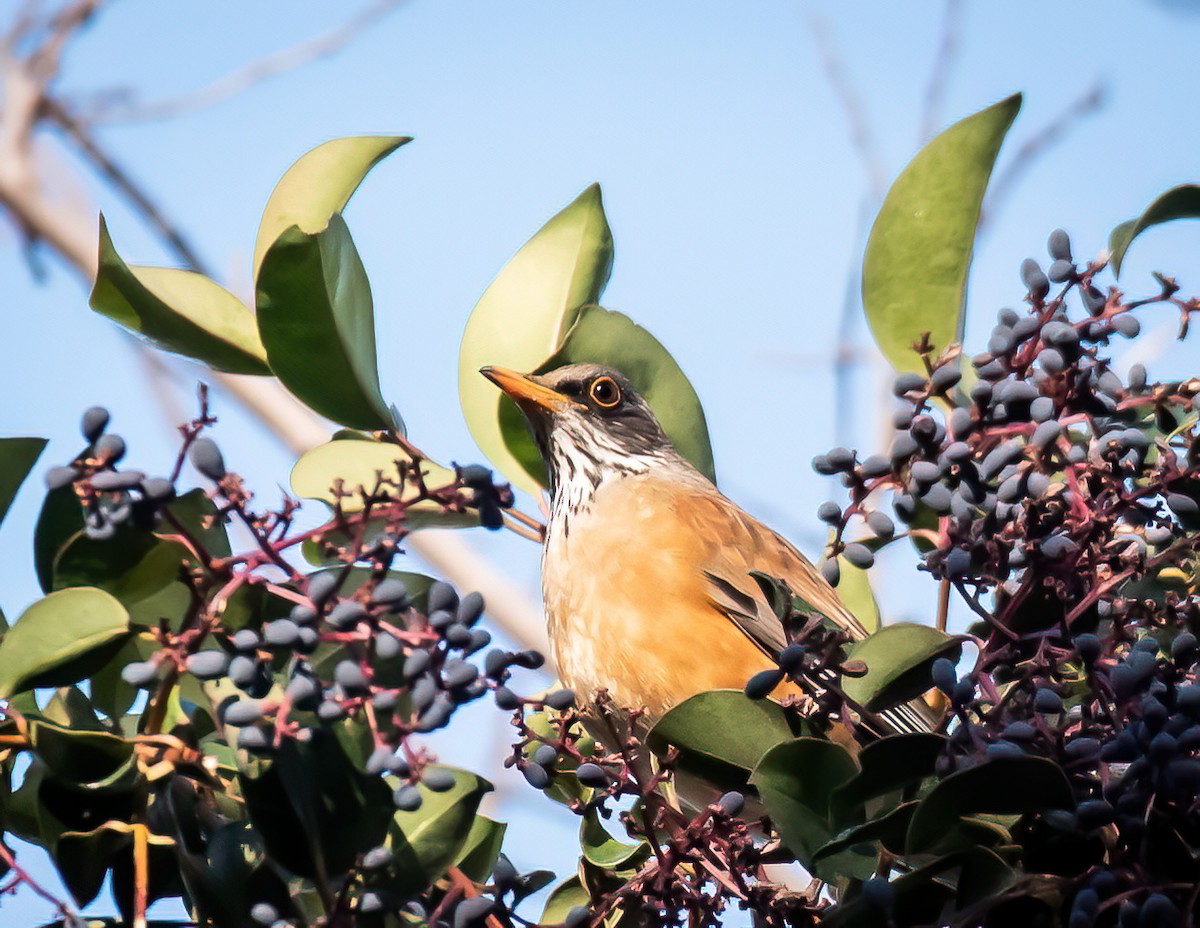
[589,376,621,408]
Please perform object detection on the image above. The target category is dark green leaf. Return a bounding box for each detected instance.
[906,756,1074,853]
[90,217,270,374]
[833,732,946,814]
[539,306,715,485]
[35,485,85,593]
[1109,184,1200,277]
[253,136,410,279]
[453,815,507,883]
[28,719,138,790]
[541,876,591,925]
[814,801,917,871]
[0,588,131,698]
[842,623,962,711]
[256,215,392,430]
[53,525,190,628]
[162,488,231,559]
[0,437,46,529]
[749,737,859,867]
[54,825,130,908]
[386,765,492,897]
[579,808,651,871]
[648,690,796,792]
[863,94,1021,373]
[459,184,613,494]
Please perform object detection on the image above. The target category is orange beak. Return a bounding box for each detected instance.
[480,366,584,413]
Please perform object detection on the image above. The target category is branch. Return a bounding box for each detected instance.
[0,2,552,664]
[89,0,408,125]
[981,79,1108,231]
[802,4,886,199]
[917,0,964,144]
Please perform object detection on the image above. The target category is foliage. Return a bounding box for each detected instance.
[2,93,1200,928]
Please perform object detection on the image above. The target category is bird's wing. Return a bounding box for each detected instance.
[672,485,868,653]
[675,484,934,736]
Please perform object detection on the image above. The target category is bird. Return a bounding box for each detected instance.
[480,362,932,738]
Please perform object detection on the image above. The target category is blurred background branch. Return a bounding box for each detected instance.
[0,0,551,660]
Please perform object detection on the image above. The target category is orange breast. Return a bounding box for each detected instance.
[541,474,791,717]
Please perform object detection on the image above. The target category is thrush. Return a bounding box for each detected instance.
[481,363,931,737]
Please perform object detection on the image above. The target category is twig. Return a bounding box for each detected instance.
[917,0,964,144]
[801,4,886,199]
[0,840,78,922]
[981,79,1108,231]
[89,0,408,125]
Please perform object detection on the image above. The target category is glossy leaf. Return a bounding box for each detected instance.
[53,526,190,629]
[386,766,491,897]
[842,623,962,711]
[35,485,85,593]
[256,215,392,430]
[580,808,651,871]
[1109,184,1200,277]
[863,94,1021,373]
[290,437,475,527]
[253,135,410,279]
[541,876,591,925]
[161,488,232,560]
[0,588,131,699]
[90,217,270,375]
[833,732,946,813]
[55,826,130,908]
[0,437,46,529]
[814,801,917,871]
[648,690,795,790]
[459,184,613,494]
[539,306,716,484]
[453,816,507,883]
[749,737,862,869]
[906,756,1074,853]
[28,720,138,791]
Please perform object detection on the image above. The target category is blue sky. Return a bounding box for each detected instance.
[3,0,1200,921]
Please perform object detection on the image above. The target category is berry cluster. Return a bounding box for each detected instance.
[813,233,1200,921]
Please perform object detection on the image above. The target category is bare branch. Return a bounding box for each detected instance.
[91,0,408,125]
[918,0,965,144]
[802,4,886,199]
[981,79,1108,232]
[26,0,102,85]
[44,96,210,272]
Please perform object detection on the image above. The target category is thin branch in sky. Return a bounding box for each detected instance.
[918,0,965,143]
[802,4,887,200]
[88,0,408,125]
[982,79,1108,231]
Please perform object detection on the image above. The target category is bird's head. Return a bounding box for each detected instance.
[481,363,682,496]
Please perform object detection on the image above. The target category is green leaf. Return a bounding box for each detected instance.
[0,588,131,698]
[54,825,130,908]
[90,217,270,375]
[813,801,917,871]
[647,690,796,792]
[290,438,476,528]
[749,737,862,870]
[1109,184,1200,277]
[828,530,880,634]
[162,488,232,560]
[459,184,613,494]
[28,720,138,791]
[833,732,946,813]
[386,765,492,897]
[253,135,410,279]
[256,215,392,430]
[842,623,962,711]
[35,485,85,593]
[906,756,1075,853]
[579,808,651,871]
[453,815,507,883]
[0,437,46,529]
[541,876,590,925]
[538,306,716,484]
[53,525,190,628]
[862,94,1022,373]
